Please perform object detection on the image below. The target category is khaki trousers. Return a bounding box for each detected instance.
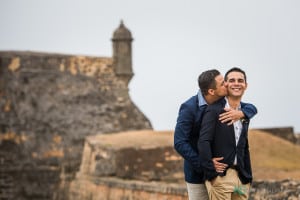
[186,182,209,200]
[205,168,250,200]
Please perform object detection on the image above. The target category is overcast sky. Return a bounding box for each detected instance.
[1,0,300,133]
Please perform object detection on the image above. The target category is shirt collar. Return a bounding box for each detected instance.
[224,97,241,110]
[197,90,208,107]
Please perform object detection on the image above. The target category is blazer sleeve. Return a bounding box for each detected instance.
[241,103,258,120]
[174,103,202,172]
[198,107,218,180]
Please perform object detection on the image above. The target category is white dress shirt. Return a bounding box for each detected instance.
[225,97,242,165]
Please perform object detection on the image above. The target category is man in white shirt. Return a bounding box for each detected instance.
[198,67,254,200]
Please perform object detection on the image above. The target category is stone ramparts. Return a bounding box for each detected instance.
[77,130,183,182]
[69,176,187,200]
[0,51,152,200]
[69,177,300,200]
[69,130,300,200]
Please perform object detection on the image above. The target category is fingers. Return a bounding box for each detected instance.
[219,111,229,119]
[219,109,233,122]
[219,115,233,124]
[212,157,228,173]
[219,109,240,125]
[215,164,227,173]
[219,113,230,123]
[213,157,224,161]
[227,120,234,126]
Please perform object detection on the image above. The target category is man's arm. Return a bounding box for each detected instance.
[219,103,257,125]
[197,107,219,180]
[174,103,202,172]
[241,103,258,120]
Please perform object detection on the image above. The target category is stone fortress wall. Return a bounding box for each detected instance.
[0,22,152,200]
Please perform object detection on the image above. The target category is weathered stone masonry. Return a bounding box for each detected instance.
[0,22,152,200]
[68,130,300,200]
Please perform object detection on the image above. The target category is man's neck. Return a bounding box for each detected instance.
[226,96,241,109]
[204,95,220,105]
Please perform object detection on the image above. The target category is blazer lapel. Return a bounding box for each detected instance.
[237,121,249,146]
[229,125,236,146]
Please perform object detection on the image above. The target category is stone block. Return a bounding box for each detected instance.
[68,176,187,200]
[78,130,183,182]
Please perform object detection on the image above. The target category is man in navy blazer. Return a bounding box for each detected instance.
[174,69,257,200]
[198,67,255,200]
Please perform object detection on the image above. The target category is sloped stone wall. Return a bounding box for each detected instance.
[69,130,300,200]
[69,130,186,200]
[69,177,300,200]
[77,131,183,182]
[69,176,187,200]
[0,51,152,200]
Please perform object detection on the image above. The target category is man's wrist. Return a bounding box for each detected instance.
[239,111,245,119]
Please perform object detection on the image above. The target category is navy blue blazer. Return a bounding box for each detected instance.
[198,98,254,184]
[174,95,257,184]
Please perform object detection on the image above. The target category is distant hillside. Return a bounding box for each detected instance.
[249,130,300,180]
[167,129,300,181]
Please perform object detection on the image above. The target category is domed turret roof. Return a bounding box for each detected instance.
[112,20,133,40]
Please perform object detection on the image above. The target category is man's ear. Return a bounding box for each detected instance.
[208,88,215,95]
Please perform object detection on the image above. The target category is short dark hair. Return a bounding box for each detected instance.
[198,69,220,96]
[225,67,247,83]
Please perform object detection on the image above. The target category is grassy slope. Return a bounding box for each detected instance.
[249,130,300,180]
[141,129,300,180]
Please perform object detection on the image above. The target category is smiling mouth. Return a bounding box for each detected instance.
[232,88,241,91]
